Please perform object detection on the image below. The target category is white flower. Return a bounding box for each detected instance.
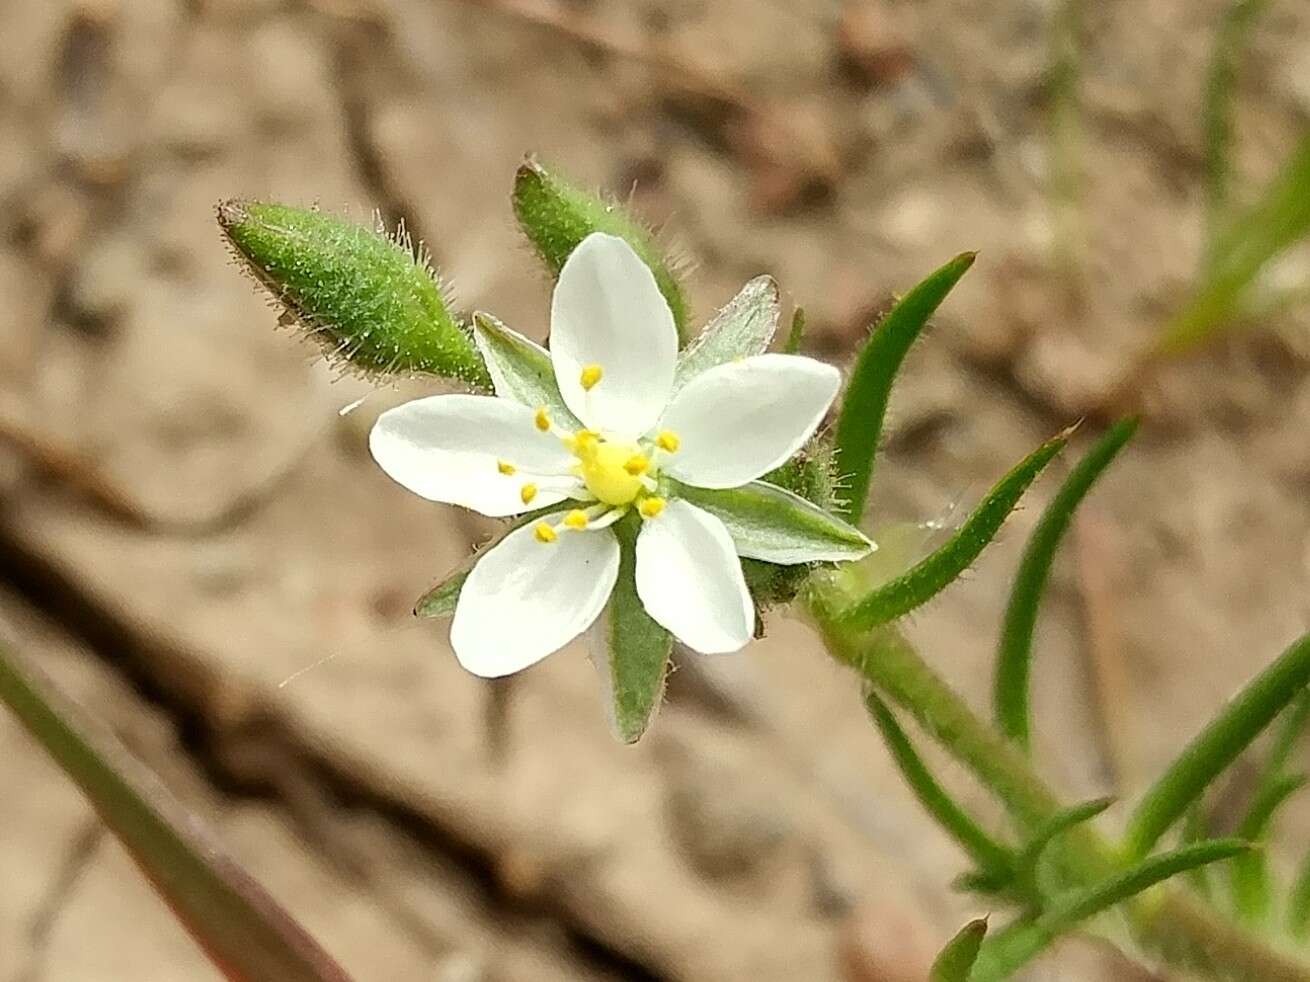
[370,232,869,677]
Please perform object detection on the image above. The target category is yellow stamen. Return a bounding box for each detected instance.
[568,429,600,459]
[497,460,516,476]
[579,364,604,390]
[520,483,538,505]
[534,407,551,432]
[534,522,557,543]
[638,497,666,519]
[562,509,590,530]
[623,453,650,476]
[656,430,681,453]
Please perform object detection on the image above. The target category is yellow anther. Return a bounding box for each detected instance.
[562,509,590,530]
[534,407,551,432]
[520,483,538,505]
[496,460,516,476]
[623,453,650,476]
[656,430,681,453]
[580,364,604,390]
[533,522,557,543]
[569,429,600,459]
[638,497,666,519]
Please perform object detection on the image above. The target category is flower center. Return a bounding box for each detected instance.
[576,438,647,506]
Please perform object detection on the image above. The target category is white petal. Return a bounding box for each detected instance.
[550,233,677,436]
[660,354,840,489]
[451,523,621,677]
[635,500,753,654]
[369,394,575,517]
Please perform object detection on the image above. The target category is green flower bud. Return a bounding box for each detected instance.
[218,201,490,388]
[512,158,692,341]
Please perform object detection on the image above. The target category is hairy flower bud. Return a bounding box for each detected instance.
[218,201,490,387]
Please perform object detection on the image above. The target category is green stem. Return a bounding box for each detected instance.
[809,591,1310,982]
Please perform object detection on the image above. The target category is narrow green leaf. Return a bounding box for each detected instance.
[595,514,674,743]
[1181,800,1215,900]
[1227,691,1310,919]
[1230,773,1307,924]
[833,252,976,524]
[0,643,352,982]
[1288,849,1310,940]
[512,157,691,341]
[1124,633,1310,859]
[1260,688,1310,783]
[929,917,988,982]
[833,432,1069,630]
[1202,0,1269,256]
[218,200,489,388]
[1016,797,1113,874]
[471,312,580,425]
[971,840,1251,980]
[674,275,780,389]
[864,688,1016,877]
[994,418,1139,751]
[1160,135,1310,354]
[783,307,807,354]
[674,480,872,565]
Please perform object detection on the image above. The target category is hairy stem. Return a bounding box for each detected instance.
[808,591,1310,982]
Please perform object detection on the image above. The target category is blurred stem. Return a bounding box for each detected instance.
[807,588,1310,982]
[1048,0,1084,298]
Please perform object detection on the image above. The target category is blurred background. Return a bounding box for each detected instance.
[1,0,1309,979]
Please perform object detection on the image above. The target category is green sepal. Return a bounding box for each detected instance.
[674,480,872,565]
[929,918,988,982]
[674,275,780,388]
[413,503,576,619]
[218,200,490,387]
[512,158,691,341]
[471,312,580,426]
[592,513,674,743]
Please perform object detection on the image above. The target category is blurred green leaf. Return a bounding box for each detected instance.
[833,252,976,524]
[830,432,1069,630]
[1015,797,1113,878]
[472,312,580,425]
[1160,135,1310,354]
[1230,774,1307,924]
[864,687,1016,879]
[1288,850,1310,940]
[1202,0,1269,255]
[929,917,988,982]
[994,418,1138,751]
[971,840,1251,980]
[512,157,691,341]
[218,200,489,388]
[0,643,351,982]
[1124,633,1310,859]
[783,307,807,354]
[593,514,674,743]
[674,275,780,388]
[1181,799,1216,900]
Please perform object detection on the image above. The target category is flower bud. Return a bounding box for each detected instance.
[512,158,691,341]
[218,201,490,387]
